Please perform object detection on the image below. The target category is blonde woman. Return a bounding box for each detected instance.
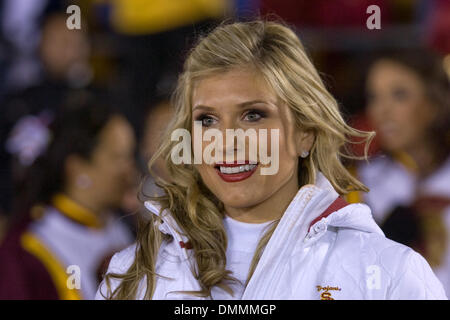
[96,20,446,300]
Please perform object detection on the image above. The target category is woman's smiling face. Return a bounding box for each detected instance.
[191,67,313,213]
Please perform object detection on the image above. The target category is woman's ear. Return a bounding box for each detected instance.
[296,129,315,157]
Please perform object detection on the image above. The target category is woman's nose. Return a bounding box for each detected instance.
[220,125,250,162]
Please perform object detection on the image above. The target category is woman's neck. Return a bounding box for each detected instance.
[224,174,299,223]
[404,140,441,178]
[63,187,105,218]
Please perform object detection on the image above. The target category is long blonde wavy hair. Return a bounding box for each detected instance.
[103,19,375,299]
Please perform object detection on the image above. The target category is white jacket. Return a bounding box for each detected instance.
[96,172,447,300]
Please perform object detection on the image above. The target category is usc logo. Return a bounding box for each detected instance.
[317,285,341,300]
[320,292,334,300]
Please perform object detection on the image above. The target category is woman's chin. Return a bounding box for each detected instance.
[218,193,263,210]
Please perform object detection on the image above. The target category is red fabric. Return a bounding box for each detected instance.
[179,241,193,250]
[428,0,450,54]
[0,217,59,299]
[308,197,349,232]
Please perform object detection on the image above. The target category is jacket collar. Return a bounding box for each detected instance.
[307,172,383,238]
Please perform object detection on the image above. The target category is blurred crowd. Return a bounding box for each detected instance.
[0,0,449,299]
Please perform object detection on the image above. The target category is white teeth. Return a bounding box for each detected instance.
[218,164,257,174]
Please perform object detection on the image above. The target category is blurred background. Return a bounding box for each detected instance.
[0,0,448,299]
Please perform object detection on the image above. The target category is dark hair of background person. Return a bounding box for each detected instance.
[11,90,119,224]
[364,48,450,166]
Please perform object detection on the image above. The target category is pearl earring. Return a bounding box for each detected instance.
[300,151,309,158]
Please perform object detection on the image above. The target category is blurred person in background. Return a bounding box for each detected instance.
[0,9,92,221]
[349,49,450,294]
[37,12,92,89]
[0,91,136,299]
[139,95,175,198]
[0,0,91,93]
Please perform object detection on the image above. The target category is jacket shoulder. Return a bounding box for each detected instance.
[95,243,137,300]
[108,243,137,273]
[388,247,447,299]
[332,228,447,299]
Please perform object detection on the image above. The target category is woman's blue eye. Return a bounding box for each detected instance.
[243,110,264,122]
[198,116,216,127]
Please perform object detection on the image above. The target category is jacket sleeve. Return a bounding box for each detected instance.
[0,221,60,300]
[388,249,447,300]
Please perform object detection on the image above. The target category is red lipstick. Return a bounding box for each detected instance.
[214,161,258,183]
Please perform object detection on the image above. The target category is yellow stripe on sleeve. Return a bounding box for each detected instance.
[20,232,82,300]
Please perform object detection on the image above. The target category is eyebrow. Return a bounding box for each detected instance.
[192,100,271,111]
